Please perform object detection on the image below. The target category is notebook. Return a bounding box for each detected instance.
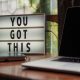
[22,7,80,74]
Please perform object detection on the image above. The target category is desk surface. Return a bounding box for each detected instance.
[0,55,80,80]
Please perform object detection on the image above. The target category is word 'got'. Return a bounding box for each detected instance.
[10,30,27,39]
[10,16,28,26]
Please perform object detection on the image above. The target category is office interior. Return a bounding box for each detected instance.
[0,0,80,80]
[0,0,79,57]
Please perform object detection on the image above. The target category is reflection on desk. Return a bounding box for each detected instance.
[0,55,80,80]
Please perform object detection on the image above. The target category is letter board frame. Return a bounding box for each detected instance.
[0,14,45,61]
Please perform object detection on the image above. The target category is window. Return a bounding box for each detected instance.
[0,0,58,56]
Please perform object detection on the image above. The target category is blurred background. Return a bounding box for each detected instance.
[0,0,58,56]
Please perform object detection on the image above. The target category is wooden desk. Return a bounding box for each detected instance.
[0,55,80,80]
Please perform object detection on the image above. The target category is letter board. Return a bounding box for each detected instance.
[0,14,45,57]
